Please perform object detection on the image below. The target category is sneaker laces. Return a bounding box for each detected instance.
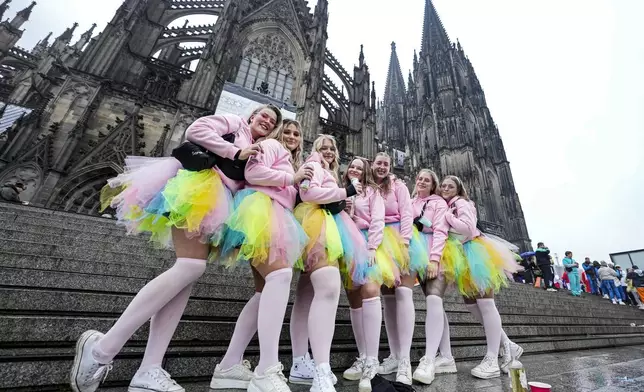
[315,366,333,389]
[266,365,289,392]
[382,355,397,367]
[151,368,180,388]
[363,360,379,379]
[90,362,113,384]
[478,355,498,371]
[350,357,363,371]
[303,354,317,374]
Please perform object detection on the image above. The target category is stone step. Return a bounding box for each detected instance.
[3,333,644,389]
[0,204,121,226]
[3,288,642,328]
[3,264,641,320]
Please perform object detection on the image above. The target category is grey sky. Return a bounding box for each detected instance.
[7,0,644,263]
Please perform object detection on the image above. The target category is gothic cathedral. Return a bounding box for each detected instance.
[0,0,531,250]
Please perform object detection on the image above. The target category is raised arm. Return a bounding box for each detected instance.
[245,139,293,187]
[186,114,245,159]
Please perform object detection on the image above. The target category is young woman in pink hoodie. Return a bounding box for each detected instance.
[408,169,452,385]
[215,120,313,392]
[209,119,307,391]
[70,105,284,392]
[340,157,394,392]
[288,134,371,392]
[439,175,522,380]
[371,153,428,385]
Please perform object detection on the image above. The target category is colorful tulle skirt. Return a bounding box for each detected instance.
[217,189,308,268]
[359,230,400,288]
[441,233,521,297]
[379,223,430,280]
[294,203,373,287]
[100,156,232,248]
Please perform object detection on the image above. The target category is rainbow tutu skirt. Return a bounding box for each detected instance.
[294,203,373,288]
[100,156,232,248]
[359,229,400,288]
[217,189,308,268]
[441,233,521,297]
[380,223,429,281]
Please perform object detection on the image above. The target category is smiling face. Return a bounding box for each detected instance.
[415,171,435,197]
[317,138,337,165]
[440,178,459,201]
[281,123,301,152]
[371,155,390,182]
[249,108,278,139]
[347,158,365,181]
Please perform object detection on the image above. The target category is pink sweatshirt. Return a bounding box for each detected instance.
[299,153,347,204]
[445,196,481,242]
[382,177,413,244]
[244,138,297,210]
[185,114,253,193]
[412,194,449,261]
[352,186,385,250]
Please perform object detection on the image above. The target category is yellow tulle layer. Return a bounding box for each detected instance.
[294,202,343,270]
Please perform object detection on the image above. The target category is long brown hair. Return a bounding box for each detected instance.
[442,175,470,200]
[265,119,303,170]
[342,157,378,190]
[373,152,394,195]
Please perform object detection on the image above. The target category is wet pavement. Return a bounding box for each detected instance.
[327,345,644,392]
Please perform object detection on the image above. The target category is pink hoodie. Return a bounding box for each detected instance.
[244,138,297,210]
[382,177,413,244]
[445,196,481,243]
[186,114,253,193]
[352,186,385,250]
[299,152,347,204]
[412,194,449,261]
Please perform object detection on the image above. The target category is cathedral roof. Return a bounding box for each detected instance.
[383,41,406,105]
[421,0,450,54]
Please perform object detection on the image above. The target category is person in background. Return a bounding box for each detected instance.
[608,262,625,303]
[562,252,581,296]
[615,266,631,305]
[593,260,603,296]
[535,243,555,291]
[582,258,598,295]
[598,261,625,305]
[626,267,644,309]
[0,182,26,204]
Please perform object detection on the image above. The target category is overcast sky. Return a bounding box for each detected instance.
[7,0,644,263]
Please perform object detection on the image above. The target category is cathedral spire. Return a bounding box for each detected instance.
[383,41,406,105]
[10,1,35,29]
[358,44,364,67]
[73,23,96,50]
[57,22,78,43]
[32,31,51,56]
[421,0,450,54]
[0,0,11,21]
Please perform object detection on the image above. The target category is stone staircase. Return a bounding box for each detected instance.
[1,202,644,391]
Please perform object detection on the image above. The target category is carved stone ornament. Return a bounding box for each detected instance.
[0,163,41,201]
[243,33,296,75]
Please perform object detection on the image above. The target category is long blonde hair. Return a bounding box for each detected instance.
[312,134,340,182]
[412,169,440,197]
[342,157,378,190]
[265,119,304,170]
[442,175,470,200]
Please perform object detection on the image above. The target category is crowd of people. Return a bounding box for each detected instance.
[516,247,644,309]
[64,103,523,392]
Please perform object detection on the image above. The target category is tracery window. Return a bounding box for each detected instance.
[234,34,296,104]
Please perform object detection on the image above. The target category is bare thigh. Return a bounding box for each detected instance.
[254,259,291,278]
[463,291,494,304]
[422,276,448,298]
[252,266,265,292]
[172,227,210,259]
[346,282,381,309]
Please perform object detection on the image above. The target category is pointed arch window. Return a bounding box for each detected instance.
[234,34,296,104]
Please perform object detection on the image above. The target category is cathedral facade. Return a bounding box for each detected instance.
[0,0,531,250]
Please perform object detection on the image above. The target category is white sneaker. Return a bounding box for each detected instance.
[546,288,557,292]
[603,294,609,299]
[612,299,618,304]
[342,356,364,381]
[210,360,253,389]
[70,330,113,392]
[358,357,379,392]
[619,301,626,305]
[434,355,457,374]
[377,354,399,375]
[248,363,291,392]
[289,353,315,385]
[638,304,644,310]
[395,357,412,385]
[128,366,184,392]
[412,356,435,385]
[470,355,500,379]
[499,341,523,374]
[310,363,335,392]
